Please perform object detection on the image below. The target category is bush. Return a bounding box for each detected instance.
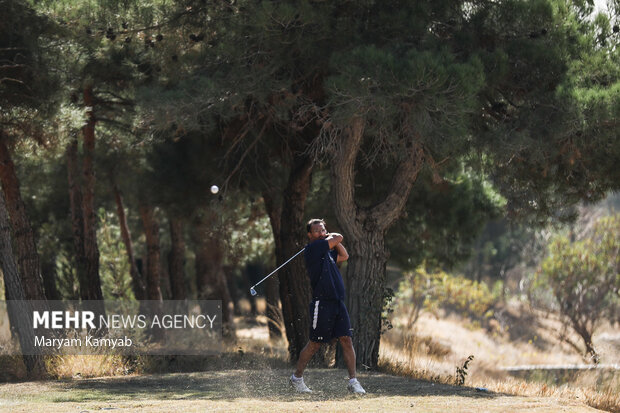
[537,214,620,363]
[396,265,500,328]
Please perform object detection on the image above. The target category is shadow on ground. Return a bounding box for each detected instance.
[49,368,503,403]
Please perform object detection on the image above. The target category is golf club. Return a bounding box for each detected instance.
[250,247,305,296]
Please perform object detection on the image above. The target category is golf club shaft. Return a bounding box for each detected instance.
[251,247,305,289]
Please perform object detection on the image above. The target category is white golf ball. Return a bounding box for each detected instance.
[210,185,219,194]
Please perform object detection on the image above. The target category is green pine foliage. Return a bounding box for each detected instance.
[1,0,59,139]
[55,249,80,300]
[97,209,134,300]
[134,0,619,223]
[387,167,505,271]
[483,0,619,221]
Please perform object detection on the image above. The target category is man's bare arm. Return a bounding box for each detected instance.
[334,243,349,263]
[326,232,343,249]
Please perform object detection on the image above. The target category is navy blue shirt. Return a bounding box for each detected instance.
[304,239,346,301]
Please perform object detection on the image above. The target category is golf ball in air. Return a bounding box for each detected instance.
[210,185,219,194]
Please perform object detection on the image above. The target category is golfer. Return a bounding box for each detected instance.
[290,218,366,394]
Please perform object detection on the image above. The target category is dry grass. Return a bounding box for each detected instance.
[46,355,129,379]
[0,297,617,412]
[484,378,620,413]
[378,347,620,413]
[0,304,289,382]
[379,303,620,413]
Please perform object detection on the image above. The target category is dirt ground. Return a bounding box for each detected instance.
[0,368,603,413]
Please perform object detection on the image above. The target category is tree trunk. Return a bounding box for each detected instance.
[224,265,242,316]
[276,153,313,361]
[0,132,46,301]
[582,332,599,364]
[168,214,186,300]
[570,315,600,364]
[331,117,425,368]
[4,275,18,339]
[192,215,235,337]
[0,190,46,377]
[66,137,89,298]
[204,238,235,336]
[80,86,104,302]
[160,259,172,299]
[343,234,389,366]
[139,204,162,301]
[242,264,258,316]
[112,184,146,300]
[41,255,61,301]
[195,242,207,302]
[262,190,284,341]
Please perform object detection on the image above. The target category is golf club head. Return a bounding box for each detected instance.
[250,287,257,297]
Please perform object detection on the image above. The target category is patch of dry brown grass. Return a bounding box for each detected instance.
[379,346,619,412]
[380,308,620,413]
[0,311,289,382]
[46,354,129,379]
[39,321,290,379]
[474,376,620,413]
[584,389,620,413]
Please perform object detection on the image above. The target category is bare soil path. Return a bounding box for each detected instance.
[0,368,603,412]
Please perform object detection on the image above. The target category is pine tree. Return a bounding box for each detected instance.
[0,0,59,302]
[131,0,619,366]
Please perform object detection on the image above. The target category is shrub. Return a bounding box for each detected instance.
[537,214,620,363]
[396,265,500,327]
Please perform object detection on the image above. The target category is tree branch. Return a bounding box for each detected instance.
[330,116,365,239]
[222,119,269,190]
[96,117,133,131]
[0,77,26,86]
[371,141,425,231]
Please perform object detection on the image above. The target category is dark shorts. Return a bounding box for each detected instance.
[308,299,352,343]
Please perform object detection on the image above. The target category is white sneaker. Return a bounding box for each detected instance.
[347,379,366,394]
[290,375,312,393]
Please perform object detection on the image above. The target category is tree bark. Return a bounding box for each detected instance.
[342,234,388,367]
[139,204,162,301]
[112,184,146,300]
[0,132,46,301]
[167,214,186,300]
[80,85,104,302]
[242,264,258,316]
[569,314,600,364]
[203,238,234,336]
[40,255,61,301]
[331,116,425,368]
[66,137,89,298]
[581,331,599,364]
[224,265,242,316]
[192,214,235,337]
[0,190,46,377]
[160,261,172,299]
[276,153,314,361]
[262,190,284,341]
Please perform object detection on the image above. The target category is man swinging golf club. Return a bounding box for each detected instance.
[290,218,366,394]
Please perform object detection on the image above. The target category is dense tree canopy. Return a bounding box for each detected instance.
[0,0,617,370]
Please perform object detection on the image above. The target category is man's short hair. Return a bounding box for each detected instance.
[306,218,326,233]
